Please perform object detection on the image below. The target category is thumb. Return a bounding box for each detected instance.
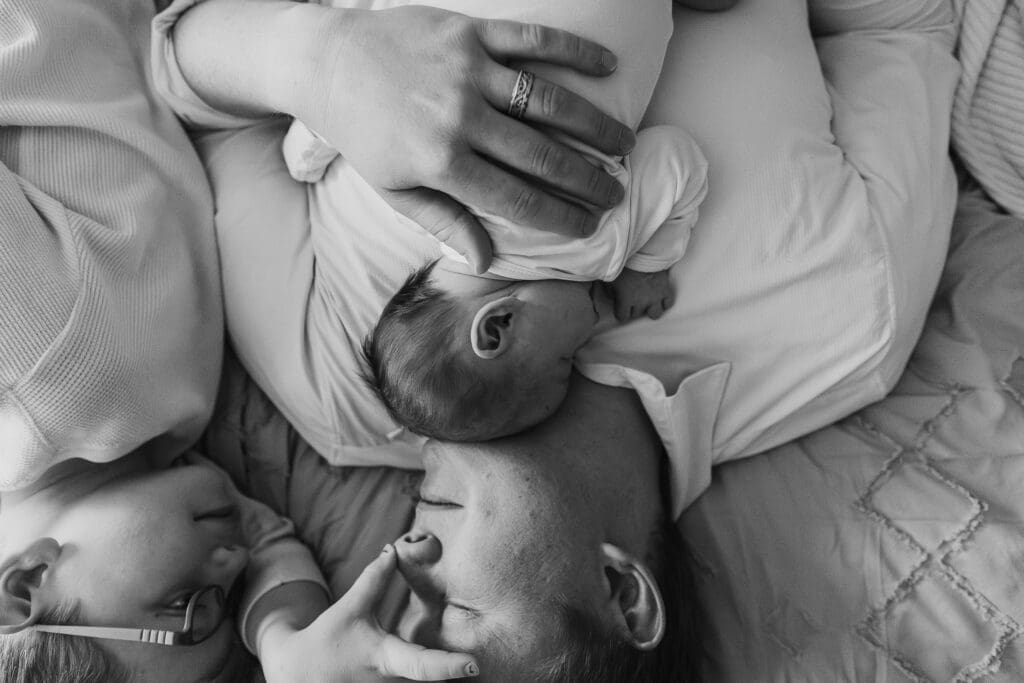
[380,187,493,274]
[340,544,399,617]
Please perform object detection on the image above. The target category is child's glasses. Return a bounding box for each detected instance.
[31,585,225,646]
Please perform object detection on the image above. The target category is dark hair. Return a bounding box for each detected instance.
[363,260,516,441]
[0,603,131,683]
[535,516,701,683]
[534,453,702,683]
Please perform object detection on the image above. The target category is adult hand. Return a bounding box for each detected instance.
[293,5,635,272]
[259,545,478,682]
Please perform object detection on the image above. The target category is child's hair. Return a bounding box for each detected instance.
[363,260,516,441]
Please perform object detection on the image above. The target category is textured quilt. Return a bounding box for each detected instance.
[682,183,1024,682]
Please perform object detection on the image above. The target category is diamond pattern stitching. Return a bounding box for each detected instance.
[854,382,1024,682]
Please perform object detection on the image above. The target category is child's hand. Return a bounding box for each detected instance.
[259,545,479,682]
[607,268,676,322]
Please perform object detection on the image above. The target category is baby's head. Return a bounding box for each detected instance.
[364,260,599,441]
[0,455,257,682]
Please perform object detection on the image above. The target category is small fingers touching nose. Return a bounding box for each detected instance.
[396,532,443,565]
[396,533,446,604]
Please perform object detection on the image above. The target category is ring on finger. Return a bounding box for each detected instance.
[507,69,535,120]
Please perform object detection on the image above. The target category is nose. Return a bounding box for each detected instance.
[395,532,443,601]
[397,532,442,563]
[207,545,249,586]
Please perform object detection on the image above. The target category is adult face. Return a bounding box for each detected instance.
[8,460,251,681]
[393,379,667,681]
[394,439,608,681]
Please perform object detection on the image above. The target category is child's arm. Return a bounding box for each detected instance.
[257,545,480,682]
[186,452,477,681]
[606,125,708,322]
[621,125,708,276]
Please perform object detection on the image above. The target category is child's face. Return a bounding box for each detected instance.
[10,459,250,680]
[492,279,599,431]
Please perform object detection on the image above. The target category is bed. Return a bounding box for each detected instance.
[205,172,1024,683]
[198,4,1024,682]
[202,177,1024,682]
[682,182,1024,682]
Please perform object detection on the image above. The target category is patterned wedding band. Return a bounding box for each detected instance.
[507,69,535,119]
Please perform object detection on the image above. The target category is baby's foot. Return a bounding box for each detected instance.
[608,268,676,322]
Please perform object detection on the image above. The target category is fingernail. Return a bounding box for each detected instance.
[465,662,479,677]
[618,129,636,156]
[599,50,617,72]
[381,543,393,556]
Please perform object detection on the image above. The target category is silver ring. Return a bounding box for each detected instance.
[507,70,535,119]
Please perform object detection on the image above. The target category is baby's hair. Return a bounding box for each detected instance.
[363,260,512,441]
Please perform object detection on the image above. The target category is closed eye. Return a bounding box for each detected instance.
[413,493,460,509]
[444,601,477,621]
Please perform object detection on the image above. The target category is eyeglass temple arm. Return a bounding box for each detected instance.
[32,623,182,645]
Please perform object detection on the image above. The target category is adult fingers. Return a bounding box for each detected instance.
[380,187,493,273]
[471,109,624,212]
[481,63,634,157]
[475,19,617,77]
[376,634,479,681]
[443,153,598,238]
[341,544,399,616]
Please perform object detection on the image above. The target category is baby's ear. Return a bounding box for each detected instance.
[0,537,61,634]
[470,295,521,359]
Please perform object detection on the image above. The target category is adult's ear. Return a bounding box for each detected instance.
[600,542,666,651]
[0,537,61,634]
[469,295,522,360]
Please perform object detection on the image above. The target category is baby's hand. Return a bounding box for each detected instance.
[607,268,676,322]
[259,545,478,682]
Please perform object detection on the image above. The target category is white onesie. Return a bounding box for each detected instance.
[283,0,708,282]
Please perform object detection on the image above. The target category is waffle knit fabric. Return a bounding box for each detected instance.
[0,0,222,489]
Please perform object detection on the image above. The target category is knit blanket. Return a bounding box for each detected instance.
[951,0,1024,218]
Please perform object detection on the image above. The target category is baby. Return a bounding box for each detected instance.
[285,0,718,441]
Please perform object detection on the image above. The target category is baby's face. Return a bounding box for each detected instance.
[44,460,250,679]
[499,279,599,431]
